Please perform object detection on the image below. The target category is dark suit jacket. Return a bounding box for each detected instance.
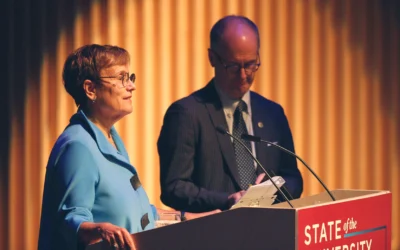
[157,80,303,212]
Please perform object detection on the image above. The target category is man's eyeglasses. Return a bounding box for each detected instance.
[99,73,136,88]
[212,50,261,75]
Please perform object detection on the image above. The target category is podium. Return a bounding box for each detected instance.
[87,189,391,250]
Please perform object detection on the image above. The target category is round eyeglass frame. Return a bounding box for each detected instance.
[211,49,261,75]
[99,73,136,88]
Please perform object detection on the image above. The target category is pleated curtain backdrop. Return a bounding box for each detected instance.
[1,0,399,249]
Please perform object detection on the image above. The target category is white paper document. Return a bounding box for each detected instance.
[231,176,286,209]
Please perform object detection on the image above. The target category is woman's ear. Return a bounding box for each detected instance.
[83,79,97,102]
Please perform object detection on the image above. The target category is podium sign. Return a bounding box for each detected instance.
[297,190,391,250]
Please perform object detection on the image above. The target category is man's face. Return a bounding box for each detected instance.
[209,24,260,99]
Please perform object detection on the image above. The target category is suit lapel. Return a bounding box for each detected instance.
[69,110,138,175]
[101,128,137,174]
[251,93,265,161]
[199,81,241,188]
[251,92,277,175]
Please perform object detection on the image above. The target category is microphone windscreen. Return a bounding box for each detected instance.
[216,126,228,134]
[241,134,261,142]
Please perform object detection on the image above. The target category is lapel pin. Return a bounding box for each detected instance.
[258,122,264,128]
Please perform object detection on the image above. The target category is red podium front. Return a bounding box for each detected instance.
[87,189,391,250]
[295,190,391,249]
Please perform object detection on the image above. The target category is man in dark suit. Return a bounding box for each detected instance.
[157,15,303,213]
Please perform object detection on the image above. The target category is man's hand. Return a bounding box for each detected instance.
[255,173,266,185]
[227,190,246,208]
[225,173,266,209]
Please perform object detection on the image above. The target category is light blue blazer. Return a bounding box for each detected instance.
[38,110,157,250]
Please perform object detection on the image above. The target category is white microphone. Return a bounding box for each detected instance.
[241,134,336,201]
[216,126,294,208]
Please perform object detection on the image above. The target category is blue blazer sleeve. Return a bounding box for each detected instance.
[53,141,99,246]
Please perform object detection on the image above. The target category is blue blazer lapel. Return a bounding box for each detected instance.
[100,128,135,169]
[199,81,242,189]
[70,110,138,175]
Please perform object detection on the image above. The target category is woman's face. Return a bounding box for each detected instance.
[95,63,136,120]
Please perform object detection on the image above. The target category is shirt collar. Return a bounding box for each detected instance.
[213,81,252,115]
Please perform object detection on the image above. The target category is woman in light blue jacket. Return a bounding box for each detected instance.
[38,44,156,250]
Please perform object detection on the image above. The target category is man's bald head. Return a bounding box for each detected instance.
[210,15,260,51]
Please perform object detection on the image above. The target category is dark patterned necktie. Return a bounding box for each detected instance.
[232,100,256,190]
